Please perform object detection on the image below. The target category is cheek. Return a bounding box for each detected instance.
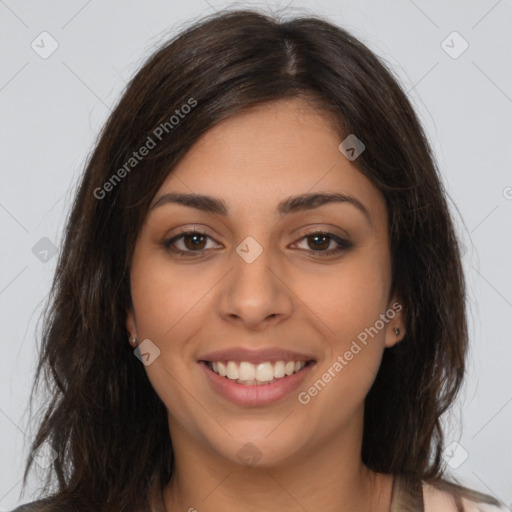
[293,250,391,414]
[129,251,206,420]
[298,249,391,346]
[297,264,390,422]
[129,247,210,342]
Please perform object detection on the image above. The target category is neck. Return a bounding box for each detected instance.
[162,412,393,512]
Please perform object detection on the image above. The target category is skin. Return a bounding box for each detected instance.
[126,98,406,512]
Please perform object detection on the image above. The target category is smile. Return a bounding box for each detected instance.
[199,358,316,406]
[204,360,312,385]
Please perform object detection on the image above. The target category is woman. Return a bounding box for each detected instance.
[12,8,506,512]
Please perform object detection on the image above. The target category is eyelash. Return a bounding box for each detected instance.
[163,229,352,258]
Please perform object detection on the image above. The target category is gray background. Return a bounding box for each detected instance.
[1,0,511,509]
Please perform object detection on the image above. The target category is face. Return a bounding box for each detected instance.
[126,98,405,468]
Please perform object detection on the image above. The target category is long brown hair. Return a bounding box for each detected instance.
[20,8,494,511]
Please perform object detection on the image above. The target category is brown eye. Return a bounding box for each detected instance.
[163,230,219,256]
[163,230,352,258]
[182,232,207,250]
[306,234,330,250]
[292,231,353,257]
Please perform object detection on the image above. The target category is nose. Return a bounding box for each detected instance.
[217,240,294,331]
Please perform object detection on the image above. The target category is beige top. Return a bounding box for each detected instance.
[390,475,508,512]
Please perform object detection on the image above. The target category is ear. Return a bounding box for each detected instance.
[383,297,406,348]
[126,306,138,341]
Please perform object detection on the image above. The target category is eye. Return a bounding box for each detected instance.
[163,229,352,258]
[291,231,353,257]
[163,229,220,257]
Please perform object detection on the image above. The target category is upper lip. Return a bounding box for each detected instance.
[198,347,316,364]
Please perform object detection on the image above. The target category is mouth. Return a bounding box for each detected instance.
[201,359,316,386]
[199,358,317,406]
[197,347,317,406]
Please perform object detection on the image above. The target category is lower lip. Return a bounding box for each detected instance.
[199,361,315,406]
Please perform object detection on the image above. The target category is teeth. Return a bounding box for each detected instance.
[226,361,239,380]
[208,360,308,384]
[239,361,255,380]
[255,362,274,381]
[273,361,285,378]
[218,361,227,377]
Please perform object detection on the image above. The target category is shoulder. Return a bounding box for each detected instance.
[9,502,46,512]
[9,498,65,512]
[423,479,508,512]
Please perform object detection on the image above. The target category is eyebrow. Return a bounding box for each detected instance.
[150,191,372,224]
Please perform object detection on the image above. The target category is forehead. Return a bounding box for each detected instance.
[154,98,387,226]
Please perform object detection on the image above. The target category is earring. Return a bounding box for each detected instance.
[130,336,138,347]
[393,327,400,336]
